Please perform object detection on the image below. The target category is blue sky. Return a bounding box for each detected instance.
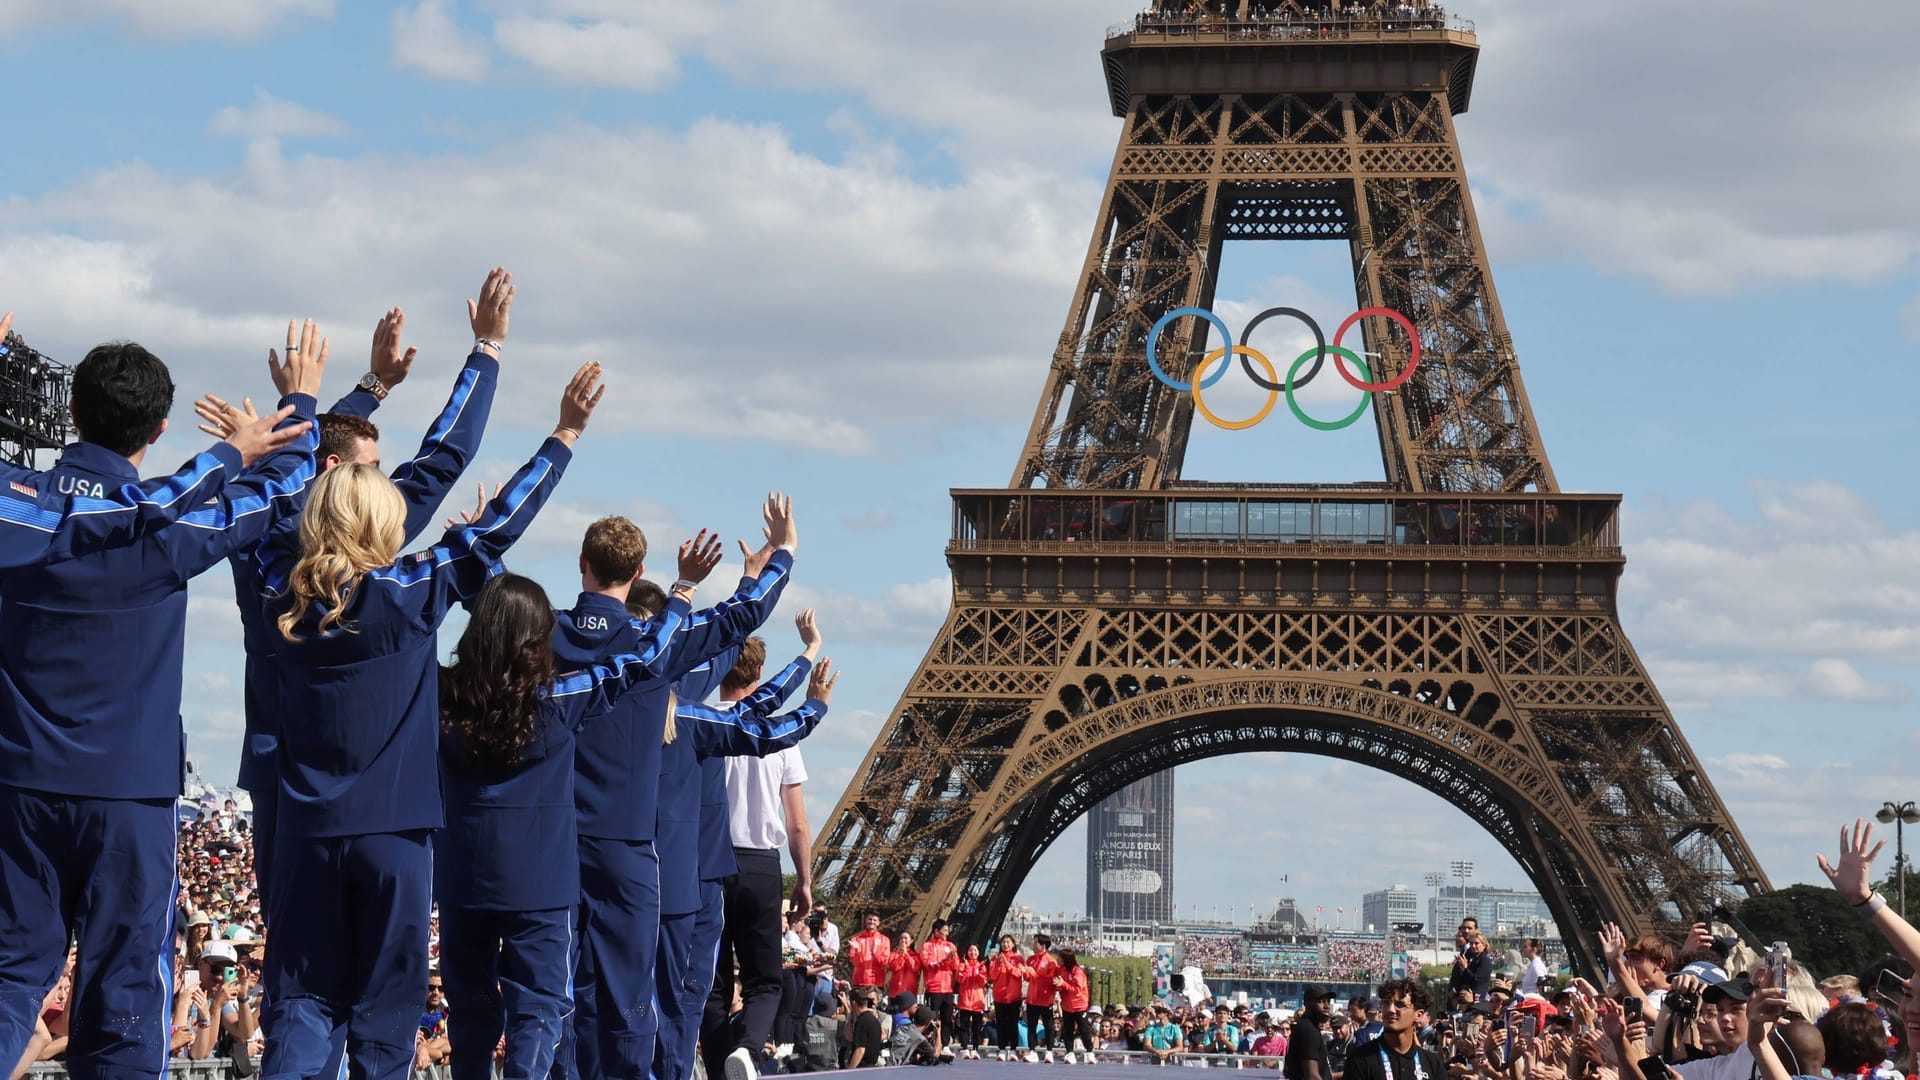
[2,0,1916,927]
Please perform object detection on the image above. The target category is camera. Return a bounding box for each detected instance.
[1666,990,1699,1018]
[806,909,827,932]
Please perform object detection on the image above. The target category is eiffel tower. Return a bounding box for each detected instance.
[812,0,1768,973]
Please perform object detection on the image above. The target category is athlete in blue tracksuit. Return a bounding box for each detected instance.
[255,364,606,1080]
[654,638,832,1080]
[231,341,498,911]
[436,572,704,1080]
[0,340,321,1080]
[550,508,797,1080]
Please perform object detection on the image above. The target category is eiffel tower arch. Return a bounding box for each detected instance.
[813,1,1769,975]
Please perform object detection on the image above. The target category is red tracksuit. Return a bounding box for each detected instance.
[958,961,989,1012]
[1025,950,1061,1007]
[989,954,1031,1005]
[920,939,959,994]
[887,948,922,998]
[848,929,891,987]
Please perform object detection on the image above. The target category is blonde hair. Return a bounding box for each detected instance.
[278,464,406,641]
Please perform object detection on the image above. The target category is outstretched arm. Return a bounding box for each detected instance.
[1820,817,1920,971]
[0,311,313,569]
[387,271,513,540]
[159,320,329,579]
[656,494,801,680]
[409,362,602,618]
[688,655,838,759]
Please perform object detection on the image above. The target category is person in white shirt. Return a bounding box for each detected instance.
[711,638,815,1080]
[1518,939,1550,996]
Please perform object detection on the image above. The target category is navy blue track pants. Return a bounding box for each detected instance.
[259,830,430,1080]
[0,789,175,1080]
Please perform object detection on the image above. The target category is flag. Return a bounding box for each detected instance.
[1316,906,1323,913]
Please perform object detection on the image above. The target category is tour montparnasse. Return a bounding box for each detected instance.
[811,0,1769,977]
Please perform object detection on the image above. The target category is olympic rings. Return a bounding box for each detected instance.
[1238,306,1325,391]
[1331,307,1421,392]
[1191,346,1280,430]
[1146,307,1234,393]
[1141,303,1421,431]
[1286,346,1372,431]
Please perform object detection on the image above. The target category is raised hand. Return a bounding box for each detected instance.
[370,307,417,389]
[194,394,257,441]
[796,607,822,657]
[0,310,12,347]
[740,535,773,579]
[808,657,839,703]
[225,405,313,467]
[763,492,797,552]
[1817,818,1885,904]
[269,319,329,398]
[553,361,604,445]
[1597,922,1626,965]
[467,267,514,350]
[677,530,724,585]
[444,482,503,529]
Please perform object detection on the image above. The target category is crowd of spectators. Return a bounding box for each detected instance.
[1325,937,1389,981]
[1122,1,1454,39]
[1182,933,1247,970]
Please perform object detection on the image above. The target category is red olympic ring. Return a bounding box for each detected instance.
[1331,307,1422,393]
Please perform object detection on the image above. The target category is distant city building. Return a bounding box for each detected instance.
[1430,886,1556,937]
[1362,885,1420,933]
[1087,771,1175,925]
[1257,899,1309,933]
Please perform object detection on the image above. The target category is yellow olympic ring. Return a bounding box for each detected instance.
[1189,345,1280,431]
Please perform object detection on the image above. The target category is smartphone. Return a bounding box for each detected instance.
[223,966,239,986]
[1876,969,1908,1006]
[1619,995,1643,1018]
[1764,942,1792,989]
[1519,1015,1538,1040]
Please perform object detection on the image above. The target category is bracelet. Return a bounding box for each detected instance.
[1855,892,1887,918]
[474,337,502,354]
[553,427,581,441]
[671,579,698,593]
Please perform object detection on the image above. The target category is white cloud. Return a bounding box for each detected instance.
[493,15,682,91]
[0,121,1085,452]
[391,0,490,82]
[0,0,330,39]
[780,576,951,646]
[1463,0,1920,293]
[840,507,895,532]
[1620,482,1920,663]
[208,91,350,140]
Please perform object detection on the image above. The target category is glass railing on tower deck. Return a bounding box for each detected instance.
[949,490,1620,554]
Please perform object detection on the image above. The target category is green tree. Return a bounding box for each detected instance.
[1735,884,1884,979]
[1874,862,1920,918]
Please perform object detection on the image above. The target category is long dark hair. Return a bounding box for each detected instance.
[439,573,555,767]
[1058,947,1079,971]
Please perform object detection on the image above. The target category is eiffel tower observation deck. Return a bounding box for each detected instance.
[812,0,1770,976]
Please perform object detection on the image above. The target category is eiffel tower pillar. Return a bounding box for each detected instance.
[812,2,1768,975]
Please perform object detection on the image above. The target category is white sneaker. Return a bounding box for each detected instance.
[1064,1052,1078,1064]
[1045,1051,1056,1064]
[1026,1051,1040,1063]
[723,1047,758,1080]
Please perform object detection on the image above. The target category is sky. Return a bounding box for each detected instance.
[2,0,1917,929]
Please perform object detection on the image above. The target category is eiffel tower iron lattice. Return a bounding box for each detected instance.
[812,0,1768,974]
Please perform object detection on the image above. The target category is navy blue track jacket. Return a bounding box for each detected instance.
[0,395,321,799]
[553,549,793,843]
[0,439,261,568]
[233,353,497,793]
[658,654,820,915]
[257,436,593,838]
[437,648,695,912]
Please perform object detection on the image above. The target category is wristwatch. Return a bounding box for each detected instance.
[357,371,390,401]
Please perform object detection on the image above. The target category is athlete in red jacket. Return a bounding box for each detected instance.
[919,919,962,1057]
[886,930,923,1000]
[1054,948,1093,1061]
[1024,934,1062,1060]
[956,944,989,1059]
[847,913,891,991]
[987,934,1031,1060]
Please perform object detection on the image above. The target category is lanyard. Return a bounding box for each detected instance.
[1380,1045,1427,1080]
